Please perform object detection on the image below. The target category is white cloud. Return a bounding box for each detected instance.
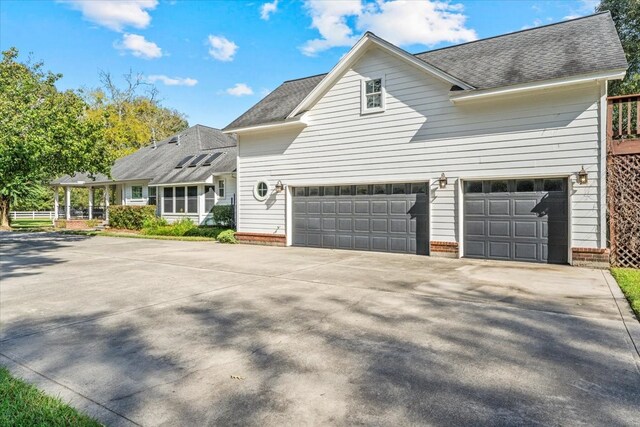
[116,33,163,59]
[226,83,254,96]
[562,15,581,20]
[260,0,279,20]
[62,0,158,32]
[147,75,198,86]
[300,0,477,56]
[207,35,238,61]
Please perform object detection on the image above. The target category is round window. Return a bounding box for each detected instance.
[253,180,270,201]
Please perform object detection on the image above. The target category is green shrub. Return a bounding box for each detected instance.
[85,219,100,228]
[142,216,168,230]
[212,205,234,227]
[217,229,237,244]
[184,226,224,238]
[141,217,195,236]
[109,205,157,230]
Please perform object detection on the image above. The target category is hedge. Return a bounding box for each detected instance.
[212,205,234,227]
[109,205,157,230]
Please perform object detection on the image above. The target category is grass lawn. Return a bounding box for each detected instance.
[61,230,217,241]
[10,219,53,229]
[0,367,102,427]
[611,268,640,320]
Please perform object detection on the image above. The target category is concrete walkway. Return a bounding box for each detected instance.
[1,232,639,426]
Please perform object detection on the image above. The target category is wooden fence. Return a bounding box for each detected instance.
[607,94,640,268]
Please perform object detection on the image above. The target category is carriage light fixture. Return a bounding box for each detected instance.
[438,173,448,189]
[577,166,588,185]
[275,180,285,193]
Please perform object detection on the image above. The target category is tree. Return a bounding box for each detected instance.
[84,71,189,158]
[597,0,640,95]
[0,48,113,226]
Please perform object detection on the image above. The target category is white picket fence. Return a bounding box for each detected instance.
[10,211,55,220]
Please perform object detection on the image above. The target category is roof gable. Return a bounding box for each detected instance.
[225,12,627,132]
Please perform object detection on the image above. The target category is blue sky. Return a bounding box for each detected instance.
[1,0,599,128]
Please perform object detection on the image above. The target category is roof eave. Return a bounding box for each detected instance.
[223,117,308,135]
[449,69,627,103]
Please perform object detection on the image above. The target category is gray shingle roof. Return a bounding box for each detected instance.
[52,125,236,186]
[225,12,627,131]
[224,73,326,130]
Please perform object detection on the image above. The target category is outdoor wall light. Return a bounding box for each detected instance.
[275,180,285,193]
[438,173,448,189]
[577,166,588,185]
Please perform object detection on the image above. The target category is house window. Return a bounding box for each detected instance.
[218,180,225,198]
[175,187,185,213]
[187,186,198,213]
[148,187,157,205]
[254,181,269,201]
[163,187,174,213]
[131,186,143,199]
[362,77,385,113]
[205,185,216,213]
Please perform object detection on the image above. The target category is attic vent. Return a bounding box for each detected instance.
[202,152,223,166]
[168,136,179,144]
[176,155,194,168]
[188,153,208,167]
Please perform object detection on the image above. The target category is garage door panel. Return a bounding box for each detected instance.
[464,178,568,264]
[338,218,352,231]
[514,199,537,215]
[465,241,486,257]
[337,235,352,249]
[514,242,537,261]
[371,201,388,214]
[488,241,511,259]
[466,220,485,236]
[322,201,336,214]
[322,235,336,247]
[390,219,407,233]
[293,201,307,214]
[322,218,336,231]
[489,200,510,216]
[338,201,352,214]
[307,234,321,247]
[514,221,537,238]
[354,201,369,214]
[390,200,407,214]
[354,218,369,232]
[371,219,387,232]
[372,237,388,251]
[465,200,484,215]
[488,221,510,237]
[354,236,369,250]
[307,217,321,230]
[390,238,408,252]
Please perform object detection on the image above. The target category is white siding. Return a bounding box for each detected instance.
[237,47,605,249]
[122,181,150,206]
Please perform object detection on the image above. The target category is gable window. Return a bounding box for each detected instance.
[148,187,157,205]
[131,185,143,199]
[362,77,385,113]
[218,179,225,198]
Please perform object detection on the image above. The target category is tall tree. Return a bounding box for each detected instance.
[597,0,640,95]
[84,71,189,158]
[0,48,113,226]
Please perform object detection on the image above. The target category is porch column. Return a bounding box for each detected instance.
[88,186,93,219]
[65,186,71,220]
[104,185,110,221]
[53,187,59,220]
[121,185,126,205]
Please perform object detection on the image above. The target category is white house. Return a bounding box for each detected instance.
[223,12,627,266]
[52,125,237,225]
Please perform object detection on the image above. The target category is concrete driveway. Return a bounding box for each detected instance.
[1,232,639,426]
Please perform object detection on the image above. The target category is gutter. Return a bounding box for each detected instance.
[450,69,627,103]
[223,117,307,135]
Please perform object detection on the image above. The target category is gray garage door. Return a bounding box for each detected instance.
[464,178,568,264]
[293,183,429,255]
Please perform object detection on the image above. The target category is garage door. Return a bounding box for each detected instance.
[464,178,568,264]
[292,183,429,255]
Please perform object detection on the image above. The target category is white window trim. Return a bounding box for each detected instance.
[361,76,386,115]
[254,180,270,202]
[217,179,226,199]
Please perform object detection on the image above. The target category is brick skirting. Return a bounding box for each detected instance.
[54,219,96,230]
[571,247,610,268]
[430,241,459,258]
[235,232,286,246]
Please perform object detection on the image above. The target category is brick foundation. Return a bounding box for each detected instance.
[235,232,286,246]
[430,241,459,258]
[571,247,610,269]
[54,219,97,230]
